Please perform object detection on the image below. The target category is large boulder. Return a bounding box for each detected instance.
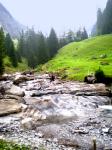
[0,99,22,116]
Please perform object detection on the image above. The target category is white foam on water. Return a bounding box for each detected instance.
[99,105,112,110]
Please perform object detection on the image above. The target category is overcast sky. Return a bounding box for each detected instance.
[0,0,107,35]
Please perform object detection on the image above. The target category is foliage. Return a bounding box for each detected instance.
[5,33,18,67]
[47,28,59,58]
[0,27,5,75]
[97,8,103,35]
[96,0,112,35]
[76,27,88,41]
[17,28,59,68]
[37,32,49,64]
[4,57,28,73]
[0,139,30,150]
[59,28,88,48]
[1,26,88,73]
[66,30,75,43]
[41,34,112,81]
[95,68,105,83]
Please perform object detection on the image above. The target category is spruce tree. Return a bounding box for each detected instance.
[5,33,18,67]
[17,30,25,58]
[76,29,82,41]
[102,0,112,34]
[66,30,75,43]
[97,8,103,35]
[0,27,5,75]
[37,32,49,64]
[96,0,112,35]
[48,28,59,58]
[82,27,88,40]
[25,28,38,68]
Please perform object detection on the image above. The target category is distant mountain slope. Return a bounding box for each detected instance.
[0,2,25,38]
[42,34,112,81]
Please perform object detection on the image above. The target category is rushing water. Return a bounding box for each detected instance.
[0,73,112,149]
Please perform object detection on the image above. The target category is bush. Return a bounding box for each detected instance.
[0,139,30,150]
[95,68,105,83]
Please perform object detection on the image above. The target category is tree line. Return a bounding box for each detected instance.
[96,0,112,35]
[59,27,88,47]
[0,27,88,75]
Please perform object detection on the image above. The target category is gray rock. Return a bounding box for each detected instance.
[0,99,22,116]
[6,85,25,97]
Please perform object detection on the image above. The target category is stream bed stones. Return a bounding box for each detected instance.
[0,73,112,149]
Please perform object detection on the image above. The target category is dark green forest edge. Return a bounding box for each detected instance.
[0,0,112,82]
[0,27,88,75]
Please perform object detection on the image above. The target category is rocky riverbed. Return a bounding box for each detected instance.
[0,72,112,149]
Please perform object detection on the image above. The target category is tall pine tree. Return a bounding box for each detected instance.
[97,8,103,35]
[48,28,59,58]
[0,27,5,75]
[96,0,112,35]
[37,32,49,64]
[102,0,112,34]
[5,33,18,67]
[81,27,88,40]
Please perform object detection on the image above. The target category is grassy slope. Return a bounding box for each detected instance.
[4,56,29,73]
[3,39,29,73]
[42,34,112,81]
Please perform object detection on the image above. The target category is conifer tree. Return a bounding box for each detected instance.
[48,28,59,58]
[66,30,75,43]
[0,27,5,74]
[97,8,103,35]
[96,0,112,35]
[102,0,112,34]
[82,27,88,40]
[5,33,18,67]
[37,32,49,64]
[17,30,25,58]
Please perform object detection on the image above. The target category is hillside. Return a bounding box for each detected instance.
[0,2,25,38]
[42,34,112,81]
[4,57,28,73]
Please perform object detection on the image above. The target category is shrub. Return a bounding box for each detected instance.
[0,139,30,150]
[95,68,105,83]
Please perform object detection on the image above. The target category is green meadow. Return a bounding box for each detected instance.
[42,34,112,81]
